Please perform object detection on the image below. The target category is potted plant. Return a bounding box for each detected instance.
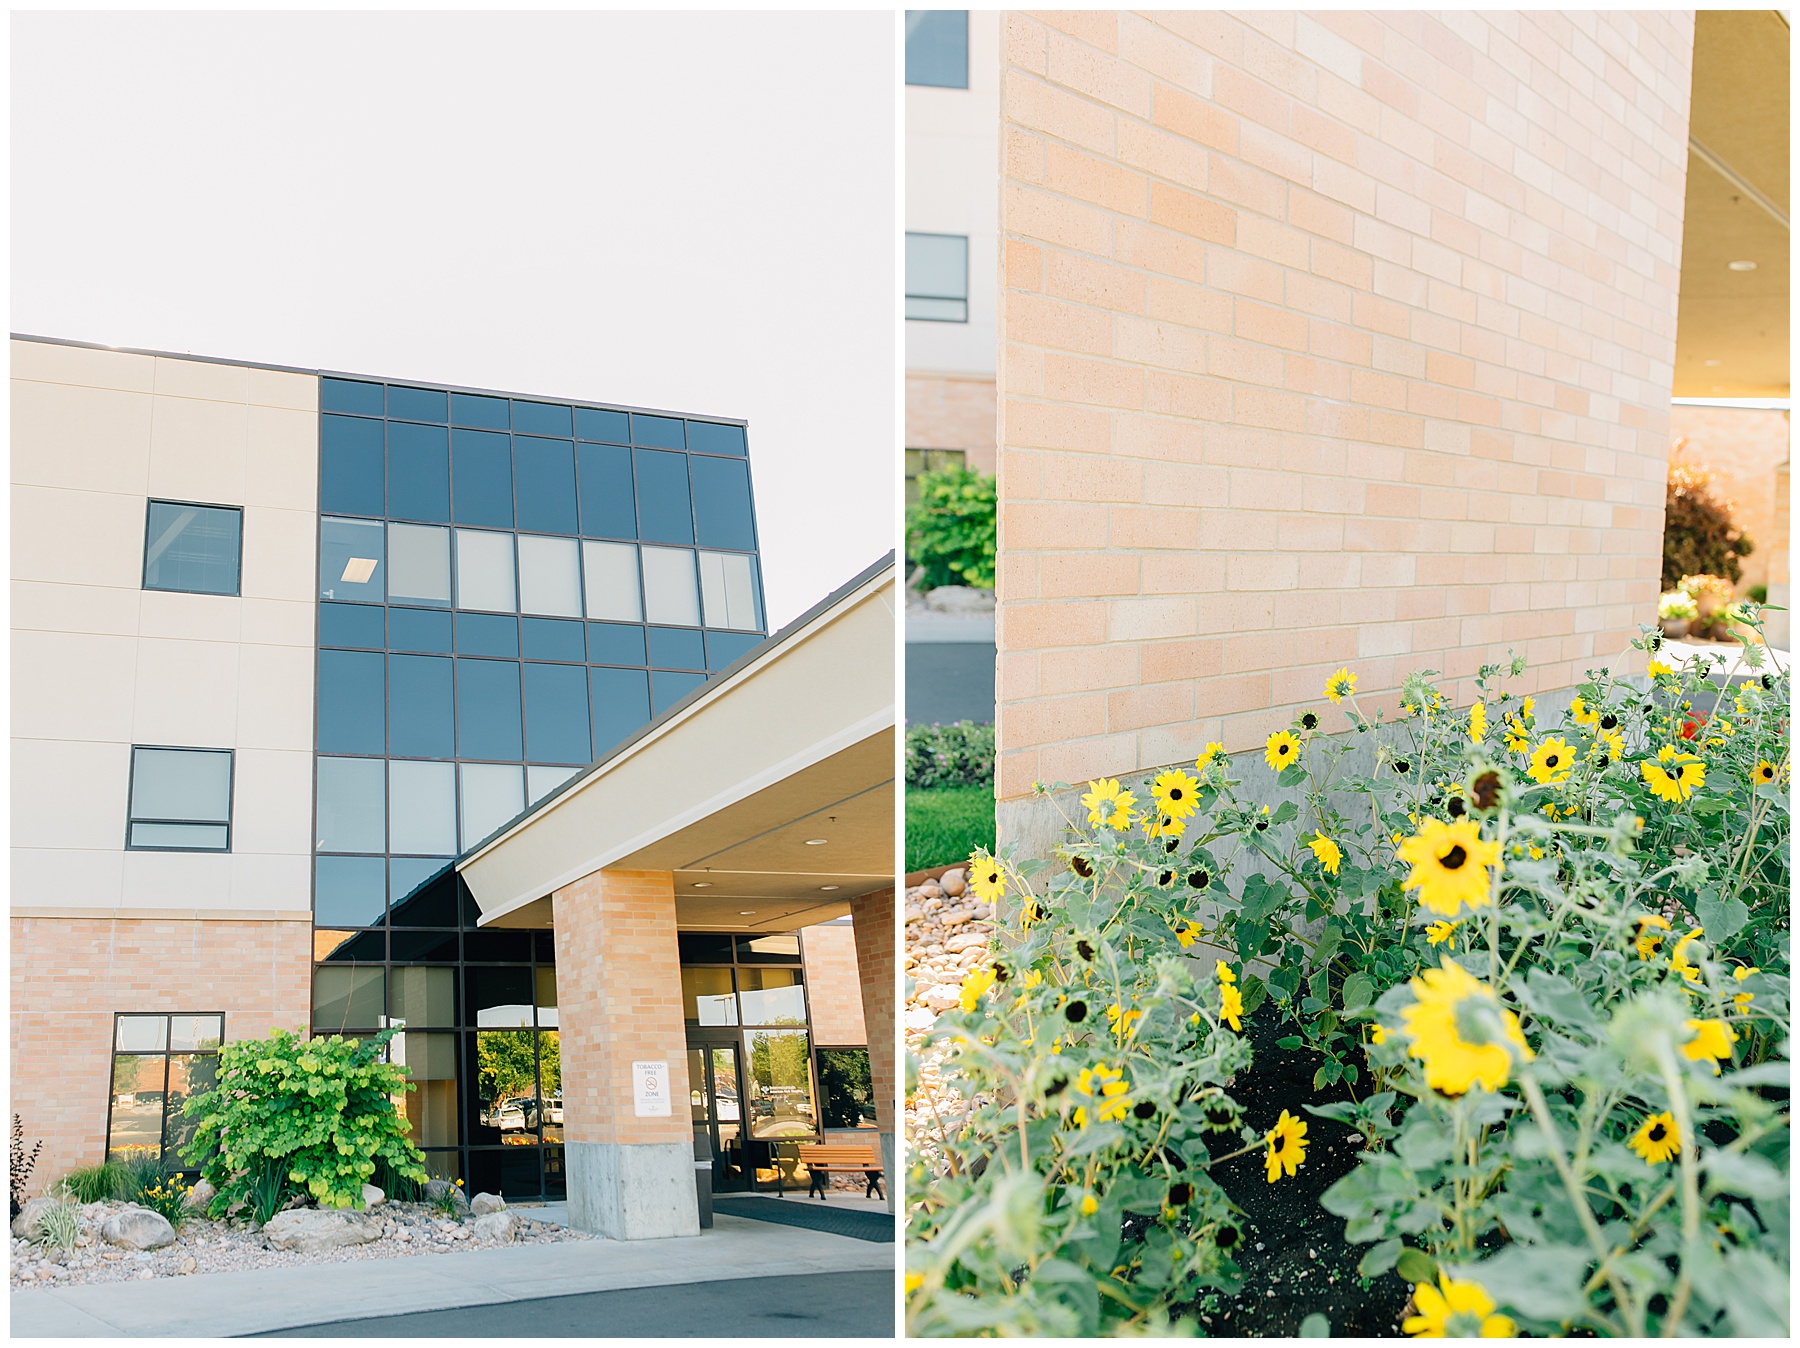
[1657,590,1696,639]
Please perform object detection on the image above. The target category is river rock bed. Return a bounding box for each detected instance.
[903,865,997,1175]
[10,1197,589,1289]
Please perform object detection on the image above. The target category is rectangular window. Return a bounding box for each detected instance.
[460,763,524,848]
[690,456,756,552]
[686,422,748,457]
[906,232,969,322]
[450,429,514,528]
[455,658,523,760]
[143,502,242,596]
[454,529,516,612]
[517,535,582,618]
[588,621,646,666]
[906,10,969,87]
[514,437,579,535]
[633,449,694,544]
[641,547,700,627]
[388,524,452,608]
[127,747,233,851]
[315,756,386,853]
[697,551,760,631]
[320,415,385,516]
[576,442,637,540]
[388,759,458,856]
[582,541,642,622]
[106,1013,223,1166]
[389,606,453,654]
[521,617,586,662]
[315,855,387,927]
[317,649,386,754]
[320,602,386,649]
[527,764,580,805]
[319,518,386,604]
[387,422,451,523]
[314,967,385,1034]
[454,612,519,657]
[388,654,455,758]
[590,666,651,758]
[647,626,707,672]
[522,662,592,764]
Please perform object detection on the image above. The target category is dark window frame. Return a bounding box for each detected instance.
[105,1011,225,1171]
[125,745,235,853]
[141,499,245,597]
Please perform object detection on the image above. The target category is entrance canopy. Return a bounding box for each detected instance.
[458,554,895,932]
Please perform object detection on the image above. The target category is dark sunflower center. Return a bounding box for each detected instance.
[1275,1134,1291,1155]
[1648,1122,1667,1142]
[1440,844,1468,870]
[1216,1227,1238,1248]
[1395,760,1410,773]
[1065,1000,1088,1023]
[1134,1101,1156,1119]
[1545,754,1560,768]
[1601,715,1617,729]
[1279,744,1291,757]
[1169,1182,1192,1205]
[1169,788,1184,801]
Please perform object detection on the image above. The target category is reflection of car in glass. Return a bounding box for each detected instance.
[545,1095,563,1126]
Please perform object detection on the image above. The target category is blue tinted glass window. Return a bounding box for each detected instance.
[690,456,756,551]
[389,607,452,654]
[320,415,385,516]
[631,414,686,449]
[633,449,693,544]
[588,622,647,666]
[317,649,385,754]
[455,612,518,657]
[451,392,509,430]
[648,626,706,671]
[455,659,522,760]
[513,401,573,437]
[906,10,968,88]
[451,430,513,528]
[320,602,386,649]
[706,630,763,671]
[577,443,637,539]
[652,670,708,713]
[590,667,651,758]
[389,859,454,912]
[143,502,241,595]
[315,856,387,927]
[387,422,451,523]
[521,617,586,662]
[575,407,630,444]
[389,655,455,758]
[388,385,448,422]
[687,422,747,456]
[514,437,578,534]
[523,663,593,764]
[321,379,384,416]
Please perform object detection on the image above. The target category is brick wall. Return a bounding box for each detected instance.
[800,920,868,1046]
[550,869,691,1148]
[1667,406,1790,596]
[908,371,1000,475]
[10,915,311,1184]
[995,11,1695,800]
[848,886,895,1135]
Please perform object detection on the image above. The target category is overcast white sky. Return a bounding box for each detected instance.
[11,10,897,630]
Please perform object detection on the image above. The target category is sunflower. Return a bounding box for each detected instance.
[1668,927,1705,985]
[1648,659,1674,680]
[1147,767,1201,822]
[1633,913,1671,961]
[1195,741,1225,772]
[1081,777,1136,830]
[1070,1063,1130,1127]
[1220,980,1243,1032]
[1629,1111,1680,1165]
[1308,831,1343,876]
[1265,731,1301,771]
[1425,920,1459,948]
[959,966,997,1013]
[1145,812,1186,843]
[1397,818,1500,917]
[1216,961,1236,985]
[1528,736,1575,784]
[968,854,1005,903]
[1521,696,1535,718]
[1264,1109,1308,1182]
[1402,1272,1516,1338]
[1078,1192,1098,1216]
[1570,696,1598,728]
[1641,747,1705,804]
[1754,760,1778,785]
[1467,702,1486,744]
[1400,957,1534,1095]
[1733,964,1760,1012]
[1588,728,1624,765]
[1105,1002,1143,1041]
[1503,717,1529,753]
[1368,1023,1387,1045]
[1682,1018,1737,1073]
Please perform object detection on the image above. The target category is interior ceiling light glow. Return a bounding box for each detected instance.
[341,557,378,584]
[1728,260,1758,271]
[691,882,713,888]
[1704,359,1724,367]
[820,885,840,891]
[804,838,828,845]
[738,910,756,916]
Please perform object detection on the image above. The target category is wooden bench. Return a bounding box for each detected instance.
[791,1143,884,1200]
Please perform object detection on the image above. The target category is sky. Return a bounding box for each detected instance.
[11,10,897,630]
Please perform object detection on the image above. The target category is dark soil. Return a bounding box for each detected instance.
[1175,1012,1412,1337]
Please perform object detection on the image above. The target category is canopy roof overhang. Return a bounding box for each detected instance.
[457,554,896,932]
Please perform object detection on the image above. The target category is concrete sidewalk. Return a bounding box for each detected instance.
[11,1213,894,1338]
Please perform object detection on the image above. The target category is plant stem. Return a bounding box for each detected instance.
[1653,1041,1702,1337]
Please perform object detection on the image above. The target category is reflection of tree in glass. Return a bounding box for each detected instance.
[748,1030,814,1138]
[816,1048,875,1129]
[476,1031,549,1108]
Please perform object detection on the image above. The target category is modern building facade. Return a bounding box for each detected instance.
[10,334,893,1236]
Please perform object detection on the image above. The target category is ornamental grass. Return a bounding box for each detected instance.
[906,618,1788,1337]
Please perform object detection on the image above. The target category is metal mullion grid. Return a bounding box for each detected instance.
[125,745,235,853]
[105,1012,224,1169]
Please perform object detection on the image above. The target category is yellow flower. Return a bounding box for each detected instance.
[1401,957,1534,1096]
[1325,668,1357,703]
[968,854,1005,903]
[1264,1109,1308,1182]
[1641,751,1704,803]
[1079,1192,1098,1216]
[1105,1002,1142,1040]
[1425,920,1459,947]
[1145,812,1187,842]
[1521,696,1535,718]
[1397,818,1500,917]
[1682,1018,1737,1073]
[1195,741,1225,771]
[1171,917,1201,949]
[1669,927,1705,985]
[1528,736,1575,784]
[1403,702,1417,717]
[959,966,997,1013]
[1215,961,1236,985]
[1633,913,1671,960]
[1368,1023,1388,1045]
[1151,768,1201,820]
[1503,717,1529,752]
[1072,1064,1130,1126]
[1220,981,1243,1032]
[1081,777,1136,830]
[1648,659,1673,680]
[1629,1111,1680,1165]
[905,1271,924,1294]
[1468,702,1486,744]
[1570,696,1597,728]
[1733,965,1759,1012]
[1753,760,1778,785]
[1265,730,1300,771]
[1403,1272,1517,1338]
[1307,831,1342,876]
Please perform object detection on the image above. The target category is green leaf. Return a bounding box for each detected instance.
[1694,891,1750,943]
[1340,972,1375,1014]
[1394,1247,1437,1284]
[1358,1238,1402,1278]
[1299,1312,1331,1336]
[1277,1035,1304,1051]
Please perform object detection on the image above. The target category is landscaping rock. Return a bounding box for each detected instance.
[12,1197,56,1239]
[469,1191,506,1217]
[101,1208,176,1251]
[422,1179,469,1211]
[925,585,995,614]
[921,984,961,1012]
[940,868,967,896]
[262,1208,381,1253]
[472,1211,517,1242]
[361,1185,385,1209]
[184,1180,216,1212]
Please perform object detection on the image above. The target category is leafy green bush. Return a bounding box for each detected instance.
[907,720,995,790]
[907,631,1789,1336]
[1749,584,1769,604]
[60,1161,130,1203]
[907,467,997,591]
[181,1027,426,1219]
[908,785,997,873]
[1664,461,1753,589]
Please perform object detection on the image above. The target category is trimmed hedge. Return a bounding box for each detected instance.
[906,720,994,790]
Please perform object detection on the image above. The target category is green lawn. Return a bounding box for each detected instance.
[906,785,996,874]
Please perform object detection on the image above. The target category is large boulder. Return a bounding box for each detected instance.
[12,1197,57,1239]
[471,1210,517,1243]
[101,1207,176,1251]
[422,1179,469,1211]
[468,1191,506,1218]
[262,1208,382,1253]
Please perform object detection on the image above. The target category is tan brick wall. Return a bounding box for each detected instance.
[800,920,867,1046]
[551,869,691,1148]
[1667,406,1790,596]
[10,915,310,1185]
[995,11,1694,799]
[848,886,895,1136]
[908,371,999,475]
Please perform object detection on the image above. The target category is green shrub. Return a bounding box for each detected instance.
[907,720,995,790]
[1664,460,1753,589]
[907,785,996,873]
[907,467,996,591]
[60,1161,130,1203]
[181,1027,426,1219]
[32,1194,80,1252]
[1749,583,1769,604]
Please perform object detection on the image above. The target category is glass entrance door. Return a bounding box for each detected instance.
[689,1041,750,1192]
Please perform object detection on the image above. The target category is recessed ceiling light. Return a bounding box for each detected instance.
[1704,359,1723,367]
[804,838,828,846]
[820,885,840,892]
[341,557,377,584]
[738,910,756,916]
[692,882,713,888]
[1728,260,1757,271]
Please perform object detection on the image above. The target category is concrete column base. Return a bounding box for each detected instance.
[878,1130,895,1214]
[566,1140,700,1240]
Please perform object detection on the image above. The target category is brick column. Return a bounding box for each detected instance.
[552,868,698,1239]
[848,885,895,1212]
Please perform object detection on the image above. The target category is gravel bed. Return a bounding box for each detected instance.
[904,866,996,1177]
